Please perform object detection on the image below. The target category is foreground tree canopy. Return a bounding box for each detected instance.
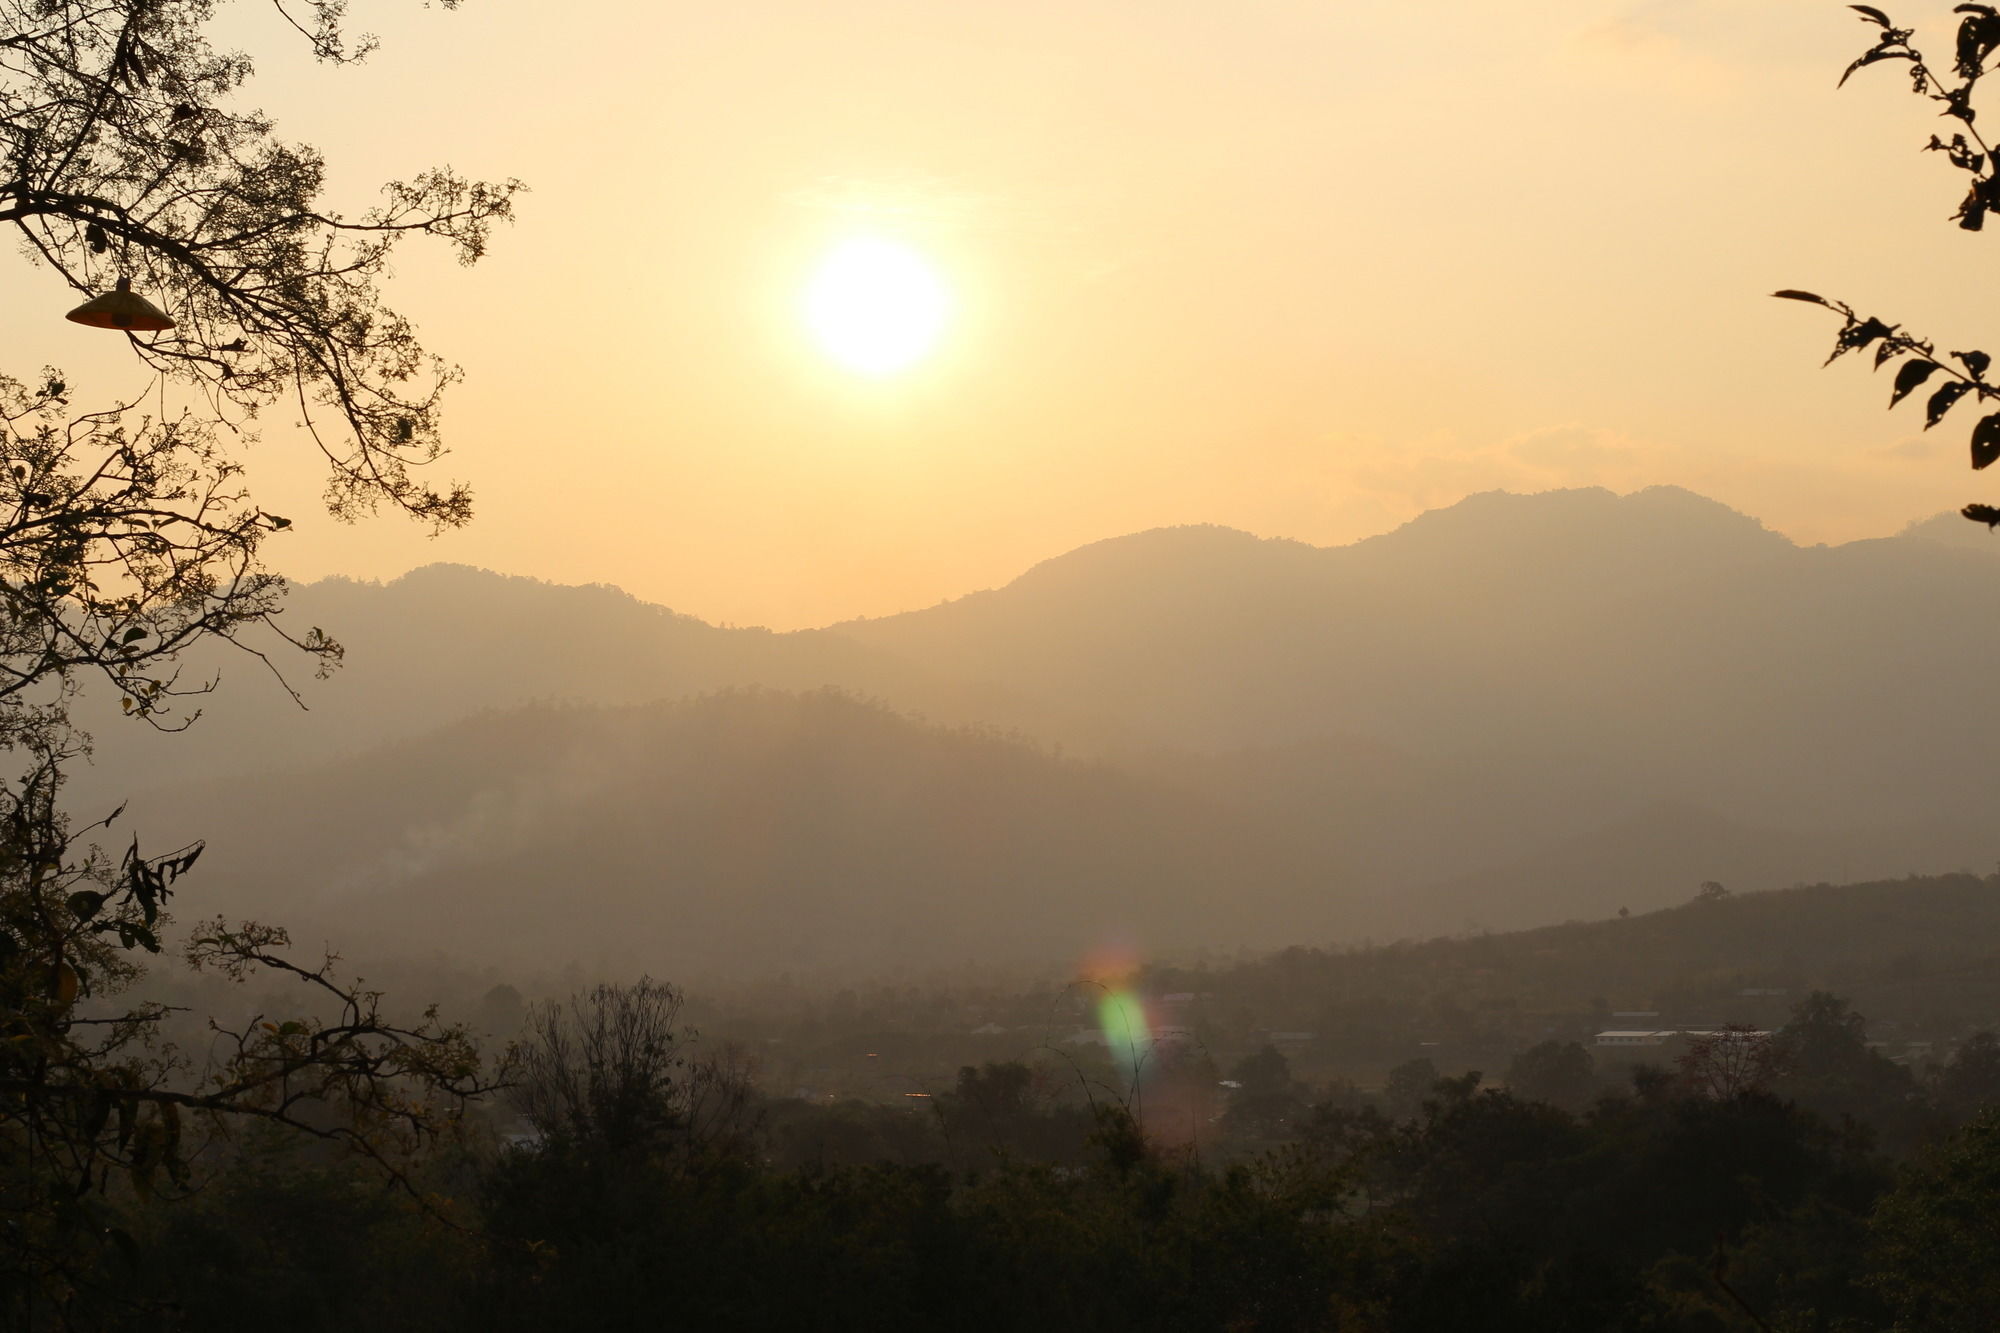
[0,0,518,1316]
[2,0,519,524]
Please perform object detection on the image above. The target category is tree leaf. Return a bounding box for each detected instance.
[1852,3,1892,22]
[1959,191,1990,230]
[1971,412,2000,469]
[1958,348,1993,378]
[120,627,146,644]
[1927,380,1975,427]
[1841,46,1915,86]
[65,890,106,921]
[1772,289,1830,304]
[1960,11,2000,77]
[1891,359,1941,406]
[1828,317,1895,364]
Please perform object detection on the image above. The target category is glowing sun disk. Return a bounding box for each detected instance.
[802,237,949,376]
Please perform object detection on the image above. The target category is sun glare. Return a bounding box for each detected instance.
[802,236,950,376]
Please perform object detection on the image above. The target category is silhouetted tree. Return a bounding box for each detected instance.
[1228,1044,1293,1098]
[2,0,518,524]
[1505,1040,1598,1111]
[1770,992,1926,1148]
[942,1061,1091,1166]
[514,977,755,1163]
[1935,1029,2000,1119]
[1869,1106,2000,1331]
[1220,1044,1304,1142]
[1383,1055,1440,1121]
[0,0,516,1314]
[1677,1024,1782,1101]
[475,982,526,1040]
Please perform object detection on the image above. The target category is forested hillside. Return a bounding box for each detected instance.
[126,689,1338,977]
[1145,871,2000,1077]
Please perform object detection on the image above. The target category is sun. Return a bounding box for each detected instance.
[802,236,951,376]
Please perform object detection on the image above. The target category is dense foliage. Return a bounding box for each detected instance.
[21,980,1990,1331]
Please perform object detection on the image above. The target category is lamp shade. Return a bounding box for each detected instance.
[65,278,174,331]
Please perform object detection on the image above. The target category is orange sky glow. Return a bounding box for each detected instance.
[7,0,1997,628]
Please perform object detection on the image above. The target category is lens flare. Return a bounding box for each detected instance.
[1096,989,1152,1064]
[1082,944,1152,1081]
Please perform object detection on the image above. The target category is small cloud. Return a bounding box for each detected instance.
[1566,0,1789,97]
[1507,424,1648,476]
[1877,435,1941,463]
[1580,1,1690,54]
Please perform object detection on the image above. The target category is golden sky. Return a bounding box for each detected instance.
[12,0,2000,628]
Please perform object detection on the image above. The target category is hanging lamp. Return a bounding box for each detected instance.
[65,277,174,331]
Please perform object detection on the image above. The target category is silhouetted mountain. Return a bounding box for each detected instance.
[68,564,1132,813]
[835,486,2000,833]
[76,486,2000,956]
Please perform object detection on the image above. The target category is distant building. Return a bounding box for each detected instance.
[1595,1031,1674,1048]
[1595,1028,1772,1049]
[1679,1028,1772,1042]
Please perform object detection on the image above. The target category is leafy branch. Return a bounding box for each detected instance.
[1778,5,2000,527]
[0,0,523,526]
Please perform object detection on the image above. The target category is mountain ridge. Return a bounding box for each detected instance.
[69,483,2000,970]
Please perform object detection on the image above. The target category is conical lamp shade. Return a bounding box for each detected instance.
[65,278,174,331]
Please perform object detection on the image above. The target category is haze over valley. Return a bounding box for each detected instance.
[84,483,2000,982]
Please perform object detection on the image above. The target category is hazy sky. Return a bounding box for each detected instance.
[11,0,2000,628]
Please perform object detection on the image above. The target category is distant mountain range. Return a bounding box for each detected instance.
[79,486,2000,977]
